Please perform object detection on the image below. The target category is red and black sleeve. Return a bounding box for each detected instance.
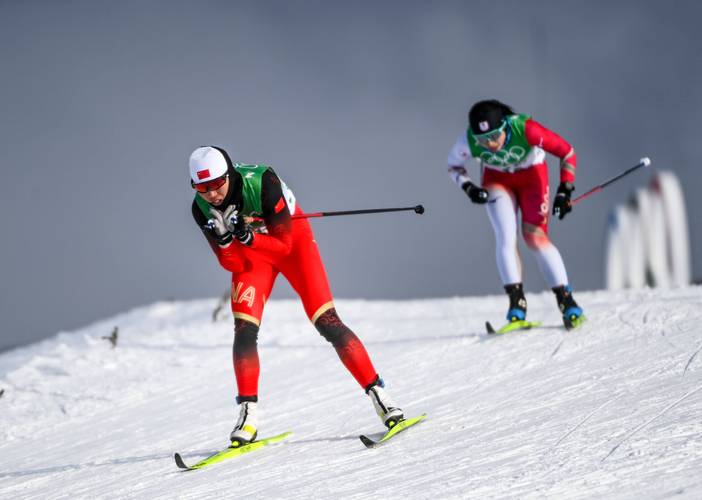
[248,169,293,257]
[525,119,577,184]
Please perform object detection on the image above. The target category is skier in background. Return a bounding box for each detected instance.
[189,146,404,446]
[447,99,585,330]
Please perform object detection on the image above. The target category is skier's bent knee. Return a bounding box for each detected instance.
[234,318,259,355]
[314,308,353,347]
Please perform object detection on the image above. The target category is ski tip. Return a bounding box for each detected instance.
[260,430,294,445]
[174,453,191,470]
[485,321,496,334]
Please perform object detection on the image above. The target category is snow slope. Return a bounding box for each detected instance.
[1,287,701,499]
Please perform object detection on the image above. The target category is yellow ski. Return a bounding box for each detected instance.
[486,320,542,335]
[359,414,427,448]
[175,431,292,470]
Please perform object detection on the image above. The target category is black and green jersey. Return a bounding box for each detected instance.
[192,165,296,237]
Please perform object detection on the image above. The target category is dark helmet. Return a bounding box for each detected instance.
[468,100,515,135]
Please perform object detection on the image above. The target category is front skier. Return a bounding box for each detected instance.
[189,146,404,446]
[447,99,585,330]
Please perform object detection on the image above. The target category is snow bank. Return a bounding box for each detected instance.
[1,288,701,499]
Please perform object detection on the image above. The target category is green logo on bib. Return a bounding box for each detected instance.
[478,145,528,167]
[468,114,533,169]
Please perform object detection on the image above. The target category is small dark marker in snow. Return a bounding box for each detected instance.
[102,327,119,348]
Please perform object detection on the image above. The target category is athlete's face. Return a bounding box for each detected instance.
[481,130,507,152]
[199,176,230,206]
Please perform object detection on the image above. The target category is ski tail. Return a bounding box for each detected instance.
[174,453,190,470]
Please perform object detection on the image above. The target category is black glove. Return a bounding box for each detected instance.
[222,205,254,247]
[461,181,489,204]
[233,224,253,246]
[552,182,574,220]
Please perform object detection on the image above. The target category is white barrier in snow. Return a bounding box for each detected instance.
[605,171,691,289]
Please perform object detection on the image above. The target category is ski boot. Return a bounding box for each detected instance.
[229,400,258,447]
[553,285,585,330]
[365,377,404,429]
[505,283,527,322]
[485,283,540,334]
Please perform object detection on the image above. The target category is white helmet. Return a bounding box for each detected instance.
[189,146,229,184]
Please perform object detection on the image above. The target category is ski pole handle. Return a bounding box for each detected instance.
[292,205,425,219]
[571,157,651,206]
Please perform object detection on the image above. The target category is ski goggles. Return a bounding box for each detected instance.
[473,121,507,146]
[191,174,228,193]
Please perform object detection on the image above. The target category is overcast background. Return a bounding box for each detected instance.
[1,0,700,352]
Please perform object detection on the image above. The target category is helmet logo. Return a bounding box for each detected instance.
[196,169,210,180]
[479,121,490,132]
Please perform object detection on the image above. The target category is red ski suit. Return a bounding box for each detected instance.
[481,119,577,241]
[216,211,334,326]
[194,169,378,399]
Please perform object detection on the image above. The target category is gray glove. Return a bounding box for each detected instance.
[222,205,240,232]
[205,208,233,247]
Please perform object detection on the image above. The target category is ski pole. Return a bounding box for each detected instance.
[571,157,651,205]
[292,204,425,219]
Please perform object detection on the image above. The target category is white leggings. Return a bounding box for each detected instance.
[485,186,568,288]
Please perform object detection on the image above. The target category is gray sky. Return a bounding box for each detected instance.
[1,0,700,351]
